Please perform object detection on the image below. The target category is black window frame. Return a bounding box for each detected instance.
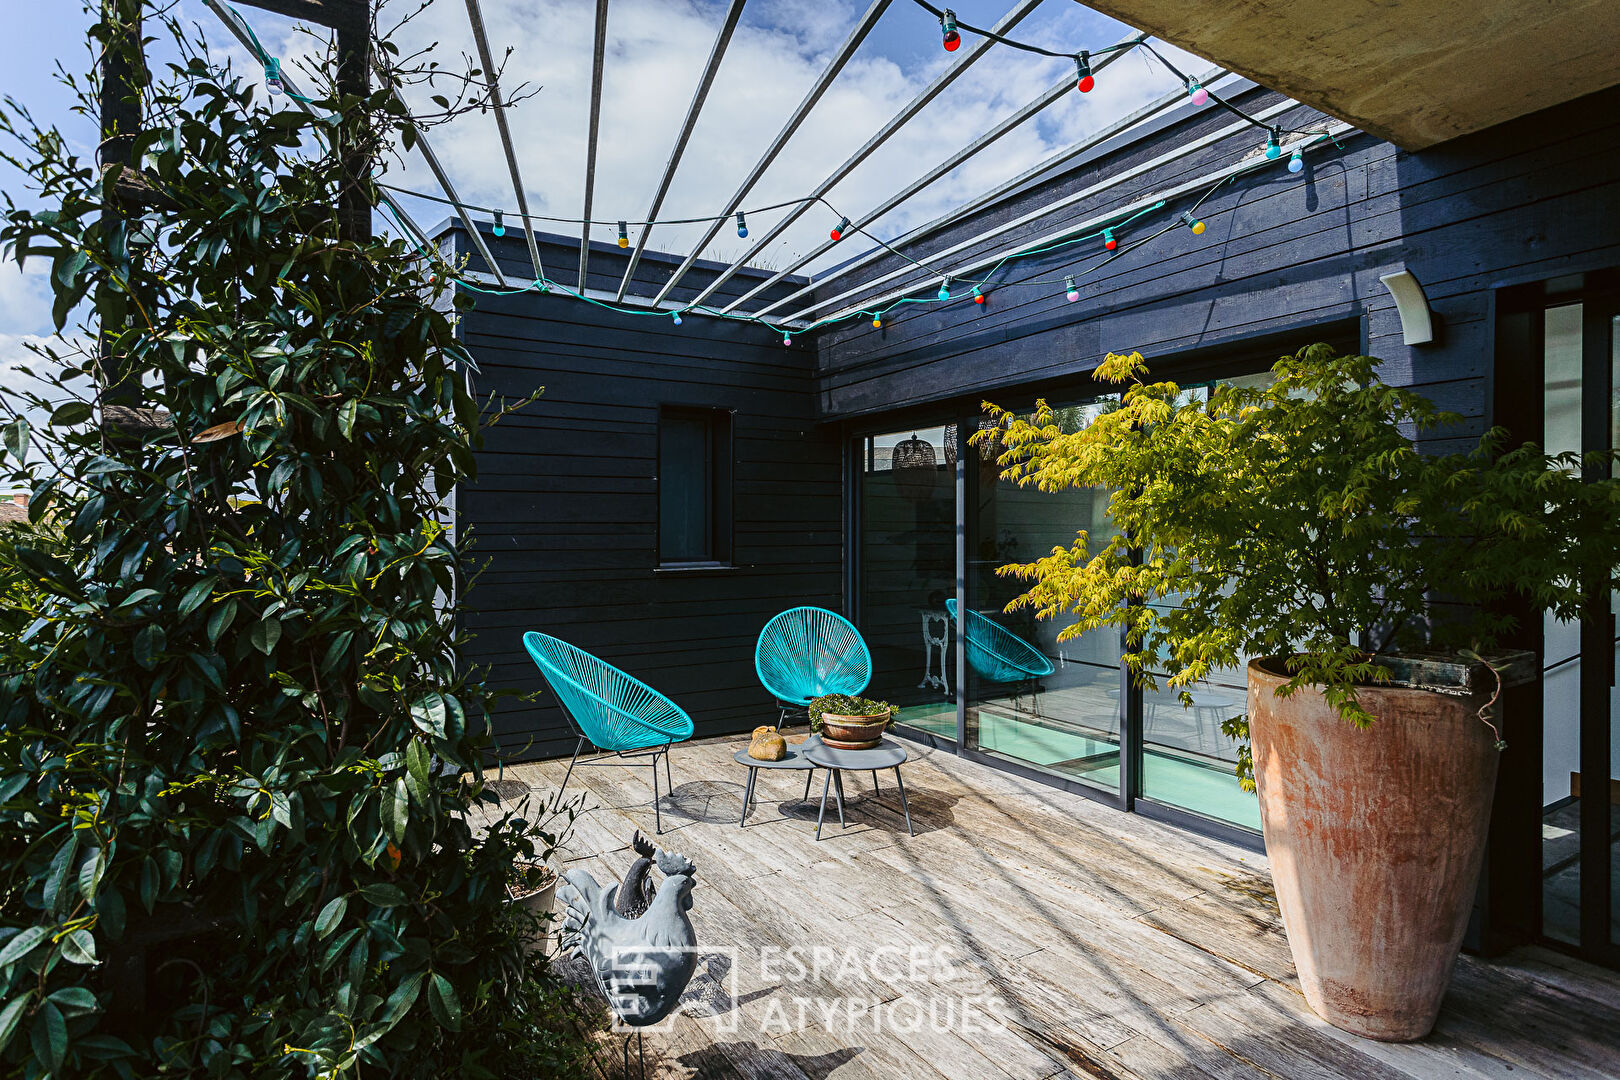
[656,405,734,569]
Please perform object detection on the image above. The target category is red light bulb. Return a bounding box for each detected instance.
[1074,53,1093,93]
[974,293,985,305]
[830,216,850,242]
[1103,228,1117,250]
[941,9,960,51]
[943,33,960,51]
[1077,74,1094,92]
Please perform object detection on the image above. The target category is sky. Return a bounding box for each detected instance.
[0,0,1205,425]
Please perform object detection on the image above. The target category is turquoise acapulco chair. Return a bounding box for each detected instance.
[523,632,695,833]
[754,607,872,725]
[946,599,1055,713]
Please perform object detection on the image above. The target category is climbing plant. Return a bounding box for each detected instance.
[0,3,588,1076]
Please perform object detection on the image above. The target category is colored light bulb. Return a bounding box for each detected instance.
[872,316,882,328]
[941,9,960,51]
[1188,80,1208,106]
[1074,53,1094,93]
[1102,228,1117,251]
[265,61,284,96]
[971,286,984,305]
[671,311,682,326]
[1264,132,1281,159]
[782,333,792,346]
[493,209,505,237]
[937,278,951,302]
[1287,148,1304,173]
[830,216,851,242]
[1064,276,1079,303]
[736,211,747,238]
[617,221,629,248]
[1181,211,1205,235]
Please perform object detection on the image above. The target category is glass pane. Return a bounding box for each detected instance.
[659,415,711,561]
[965,402,1121,794]
[859,428,956,739]
[1541,302,1583,943]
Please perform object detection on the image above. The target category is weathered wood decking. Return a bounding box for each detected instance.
[486,733,1620,1080]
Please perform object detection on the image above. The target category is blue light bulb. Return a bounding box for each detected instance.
[1287,149,1304,173]
[493,209,505,237]
[937,278,951,302]
[736,211,747,238]
[672,311,683,326]
[1264,132,1281,159]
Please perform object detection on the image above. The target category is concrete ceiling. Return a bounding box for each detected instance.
[1079,0,1620,149]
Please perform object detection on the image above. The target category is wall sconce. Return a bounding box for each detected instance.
[1378,270,1435,345]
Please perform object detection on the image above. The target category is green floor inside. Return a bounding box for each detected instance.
[964,710,1261,833]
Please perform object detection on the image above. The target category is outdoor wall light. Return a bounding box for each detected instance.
[1378,270,1436,345]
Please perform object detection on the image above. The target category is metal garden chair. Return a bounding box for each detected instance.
[946,599,1055,714]
[753,606,872,725]
[523,631,695,833]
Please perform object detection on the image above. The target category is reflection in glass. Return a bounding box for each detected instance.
[965,400,1123,794]
[858,428,957,740]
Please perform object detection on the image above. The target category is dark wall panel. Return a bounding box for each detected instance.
[453,281,840,762]
[811,85,1620,446]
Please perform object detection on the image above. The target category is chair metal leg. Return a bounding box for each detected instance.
[832,771,845,829]
[664,745,673,793]
[652,754,662,835]
[739,767,757,827]
[554,737,584,808]
[816,770,832,841]
[895,767,913,836]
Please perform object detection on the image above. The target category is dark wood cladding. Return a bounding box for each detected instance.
[449,233,839,760]
[810,84,1620,446]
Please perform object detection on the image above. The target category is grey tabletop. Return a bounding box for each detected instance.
[804,737,909,771]
[733,734,823,770]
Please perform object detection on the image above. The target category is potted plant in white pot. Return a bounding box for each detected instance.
[981,344,1620,1041]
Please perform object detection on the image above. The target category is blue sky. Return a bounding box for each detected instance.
[0,0,1203,384]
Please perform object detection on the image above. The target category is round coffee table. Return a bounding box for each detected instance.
[803,737,913,840]
[733,734,825,827]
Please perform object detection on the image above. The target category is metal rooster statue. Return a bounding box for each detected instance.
[561,831,699,1077]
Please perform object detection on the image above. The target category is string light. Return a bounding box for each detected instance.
[617,221,629,248]
[1186,79,1207,106]
[830,216,851,242]
[1064,276,1079,302]
[265,58,284,96]
[971,285,984,305]
[1288,148,1304,174]
[736,211,748,238]
[872,315,882,328]
[783,332,793,346]
[1264,130,1281,159]
[671,311,683,326]
[1102,228,1117,251]
[1181,211,1205,235]
[492,209,505,237]
[937,278,952,301]
[940,8,960,52]
[1074,52,1094,93]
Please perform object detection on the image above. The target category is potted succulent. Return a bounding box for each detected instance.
[508,860,559,959]
[808,694,898,750]
[983,345,1620,1041]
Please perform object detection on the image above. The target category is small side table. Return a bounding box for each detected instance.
[803,738,914,841]
[733,735,825,827]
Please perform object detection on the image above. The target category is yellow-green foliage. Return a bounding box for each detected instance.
[983,345,1620,744]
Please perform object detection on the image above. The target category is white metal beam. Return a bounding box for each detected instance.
[578,0,610,288]
[464,0,544,278]
[682,0,1047,312]
[650,0,893,306]
[614,0,749,301]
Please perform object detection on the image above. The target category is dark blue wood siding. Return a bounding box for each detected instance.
[450,233,840,760]
[809,84,1620,448]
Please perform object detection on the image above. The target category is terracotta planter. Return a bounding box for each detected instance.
[508,862,558,960]
[818,713,890,750]
[1247,657,1499,1041]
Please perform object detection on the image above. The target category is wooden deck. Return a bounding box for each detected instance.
[486,733,1620,1080]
